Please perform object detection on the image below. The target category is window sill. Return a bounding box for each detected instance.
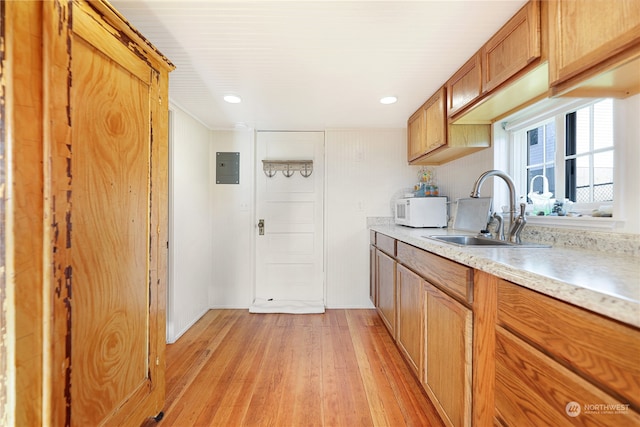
[525,215,623,231]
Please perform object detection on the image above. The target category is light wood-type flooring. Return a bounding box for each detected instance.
[146,309,444,426]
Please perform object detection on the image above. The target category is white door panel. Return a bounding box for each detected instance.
[254,131,324,309]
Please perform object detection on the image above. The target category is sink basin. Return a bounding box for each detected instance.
[424,235,550,248]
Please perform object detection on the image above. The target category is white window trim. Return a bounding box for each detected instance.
[504,97,620,229]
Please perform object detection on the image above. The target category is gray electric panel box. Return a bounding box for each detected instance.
[216,152,240,184]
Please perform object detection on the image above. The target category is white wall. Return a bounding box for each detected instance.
[435,146,495,207]
[206,128,418,309]
[326,129,420,308]
[170,96,639,339]
[614,94,640,233]
[168,104,212,343]
[209,129,255,308]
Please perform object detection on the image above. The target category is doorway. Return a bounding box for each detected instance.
[251,131,325,313]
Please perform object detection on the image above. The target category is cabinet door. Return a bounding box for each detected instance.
[408,106,426,161]
[396,265,424,376]
[423,282,472,427]
[369,245,377,306]
[482,0,541,93]
[495,326,640,426]
[45,2,171,425]
[446,54,482,118]
[424,87,448,153]
[548,0,640,87]
[376,250,396,336]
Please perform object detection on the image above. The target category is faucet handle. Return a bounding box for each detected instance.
[519,202,527,218]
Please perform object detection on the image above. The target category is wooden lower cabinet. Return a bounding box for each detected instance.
[369,244,377,306]
[396,264,424,376]
[376,249,396,335]
[423,282,473,427]
[495,326,640,426]
[371,238,640,427]
[494,278,640,426]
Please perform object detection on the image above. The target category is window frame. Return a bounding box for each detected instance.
[508,98,613,216]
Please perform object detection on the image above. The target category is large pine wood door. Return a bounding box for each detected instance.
[44,2,171,425]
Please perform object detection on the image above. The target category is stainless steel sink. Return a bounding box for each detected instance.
[424,235,550,248]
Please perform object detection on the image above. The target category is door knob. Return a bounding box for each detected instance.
[258,219,264,235]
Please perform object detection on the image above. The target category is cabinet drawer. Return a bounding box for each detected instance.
[497,280,640,408]
[396,241,473,303]
[375,233,396,257]
[370,230,376,245]
[495,326,640,426]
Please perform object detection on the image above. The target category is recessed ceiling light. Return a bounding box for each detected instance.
[380,96,397,105]
[224,95,242,104]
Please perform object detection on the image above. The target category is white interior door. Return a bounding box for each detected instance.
[254,131,324,307]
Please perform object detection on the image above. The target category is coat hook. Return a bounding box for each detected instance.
[283,164,295,177]
[264,165,276,177]
[300,163,313,178]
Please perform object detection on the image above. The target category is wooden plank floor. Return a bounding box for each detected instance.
[149,309,444,426]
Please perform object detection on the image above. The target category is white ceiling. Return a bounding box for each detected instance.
[110,0,528,130]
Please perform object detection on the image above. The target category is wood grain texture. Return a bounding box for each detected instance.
[396,264,424,376]
[369,244,377,306]
[71,35,150,425]
[408,84,490,165]
[481,0,541,93]
[497,279,640,410]
[407,106,426,161]
[375,233,395,258]
[4,1,45,425]
[447,54,482,117]
[423,86,447,154]
[145,309,444,427]
[376,249,396,336]
[472,271,499,427]
[396,241,473,304]
[548,0,640,87]
[423,282,473,427]
[41,1,172,425]
[495,326,640,426]
[42,1,75,424]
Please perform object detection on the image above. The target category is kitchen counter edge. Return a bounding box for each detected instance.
[370,224,640,328]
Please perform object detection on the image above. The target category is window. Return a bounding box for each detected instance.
[525,120,556,196]
[565,99,614,203]
[512,98,614,214]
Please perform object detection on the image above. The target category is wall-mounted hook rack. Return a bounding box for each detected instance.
[262,160,313,178]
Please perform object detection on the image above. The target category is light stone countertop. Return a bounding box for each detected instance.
[370,224,640,328]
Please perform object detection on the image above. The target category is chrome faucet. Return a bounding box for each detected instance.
[470,170,526,243]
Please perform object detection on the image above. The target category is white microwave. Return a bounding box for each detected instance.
[394,197,447,228]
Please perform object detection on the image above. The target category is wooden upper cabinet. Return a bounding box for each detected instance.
[481,0,541,94]
[407,87,446,162]
[407,106,427,162]
[548,0,640,92]
[446,53,482,118]
[407,86,485,166]
[423,87,447,153]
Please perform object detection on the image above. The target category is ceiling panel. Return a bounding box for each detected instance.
[110,0,528,130]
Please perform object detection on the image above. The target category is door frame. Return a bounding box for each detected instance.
[252,131,327,306]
